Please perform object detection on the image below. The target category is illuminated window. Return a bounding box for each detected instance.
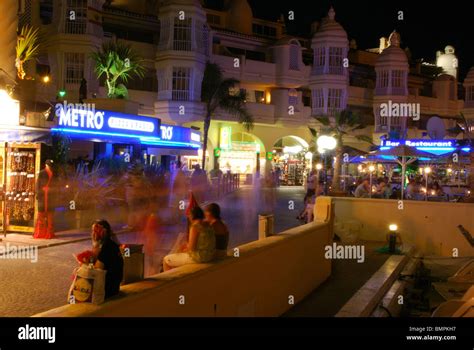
[65,0,87,34]
[64,52,84,85]
[173,17,192,51]
[172,67,191,101]
[288,89,298,107]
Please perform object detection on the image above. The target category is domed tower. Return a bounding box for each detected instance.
[0,0,18,84]
[373,30,409,136]
[436,45,458,79]
[225,0,253,35]
[463,67,474,121]
[309,7,349,118]
[155,0,210,122]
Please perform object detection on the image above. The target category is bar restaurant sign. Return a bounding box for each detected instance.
[55,102,160,137]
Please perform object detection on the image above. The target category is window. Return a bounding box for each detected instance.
[391,70,403,88]
[328,47,343,74]
[65,0,87,34]
[289,44,299,70]
[288,89,298,107]
[252,23,276,37]
[312,88,324,109]
[172,67,191,101]
[255,90,265,104]
[328,88,342,114]
[206,14,221,26]
[313,47,326,74]
[378,70,389,88]
[39,0,53,25]
[467,86,474,101]
[173,17,192,51]
[64,52,84,85]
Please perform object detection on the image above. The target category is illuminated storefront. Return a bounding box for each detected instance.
[217,126,263,174]
[272,137,311,186]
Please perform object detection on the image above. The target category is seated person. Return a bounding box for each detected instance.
[354,179,370,198]
[374,180,392,199]
[163,207,216,271]
[92,220,124,299]
[406,178,420,199]
[204,203,229,258]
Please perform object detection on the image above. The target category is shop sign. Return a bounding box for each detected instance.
[381,139,456,148]
[266,152,273,161]
[55,103,160,137]
[159,124,201,147]
[214,148,221,158]
[220,127,232,150]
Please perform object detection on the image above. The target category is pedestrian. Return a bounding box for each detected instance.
[34,159,57,239]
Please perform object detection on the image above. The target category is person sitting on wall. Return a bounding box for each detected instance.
[91,220,124,299]
[34,159,57,239]
[204,203,229,259]
[163,207,216,271]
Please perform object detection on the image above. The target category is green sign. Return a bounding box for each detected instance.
[214,148,221,158]
[266,152,273,161]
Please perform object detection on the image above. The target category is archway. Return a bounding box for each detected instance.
[271,136,311,186]
[218,131,265,175]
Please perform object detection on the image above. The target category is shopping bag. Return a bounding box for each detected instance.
[67,265,107,305]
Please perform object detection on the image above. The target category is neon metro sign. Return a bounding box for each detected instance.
[55,103,159,137]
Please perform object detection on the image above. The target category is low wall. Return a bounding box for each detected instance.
[333,197,474,257]
[35,221,332,317]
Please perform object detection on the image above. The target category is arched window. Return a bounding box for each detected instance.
[289,43,300,70]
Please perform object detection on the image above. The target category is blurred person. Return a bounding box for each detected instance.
[124,164,152,230]
[163,207,215,271]
[354,178,370,198]
[34,159,57,239]
[191,164,208,204]
[204,203,229,259]
[406,178,420,200]
[91,220,124,299]
[374,179,392,199]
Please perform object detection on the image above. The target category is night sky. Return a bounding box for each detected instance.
[205,0,473,79]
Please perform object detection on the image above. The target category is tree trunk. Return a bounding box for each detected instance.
[201,114,211,170]
[331,147,343,193]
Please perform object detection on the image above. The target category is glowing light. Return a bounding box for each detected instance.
[389,224,398,232]
[0,89,20,126]
[447,168,453,173]
[368,165,375,172]
[317,135,337,151]
[42,75,51,83]
[316,163,323,170]
[283,145,303,154]
[424,166,432,174]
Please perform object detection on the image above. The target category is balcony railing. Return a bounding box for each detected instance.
[172,90,190,101]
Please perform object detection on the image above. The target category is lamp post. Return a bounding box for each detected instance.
[424,166,431,201]
[368,164,375,198]
[388,224,399,253]
[316,135,337,195]
[316,163,323,196]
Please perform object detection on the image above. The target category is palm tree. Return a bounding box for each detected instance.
[15,25,40,80]
[200,61,253,170]
[313,110,373,193]
[91,41,146,98]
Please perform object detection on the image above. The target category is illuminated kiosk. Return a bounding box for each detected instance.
[0,90,46,234]
[51,105,201,165]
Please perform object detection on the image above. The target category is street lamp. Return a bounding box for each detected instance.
[316,163,323,195]
[424,166,431,201]
[316,135,337,195]
[368,164,376,198]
